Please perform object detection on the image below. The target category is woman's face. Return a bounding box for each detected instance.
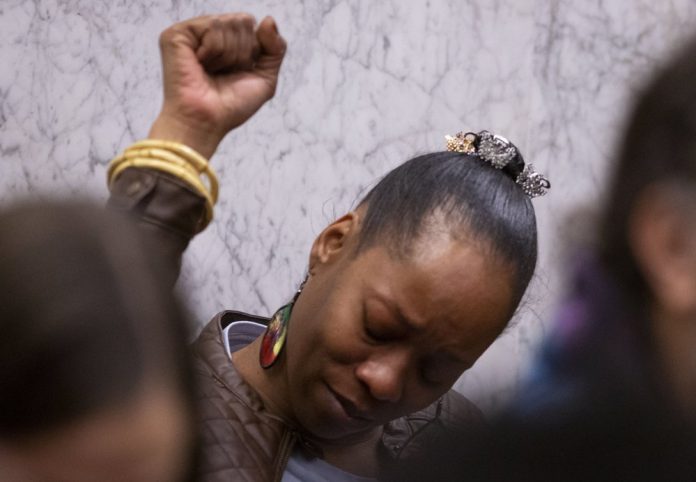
[284,215,515,442]
[0,382,194,482]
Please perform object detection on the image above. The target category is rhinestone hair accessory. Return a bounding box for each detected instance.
[445,130,551,198]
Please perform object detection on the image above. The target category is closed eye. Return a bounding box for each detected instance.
[363,319,391,344]
[362,303,398,344]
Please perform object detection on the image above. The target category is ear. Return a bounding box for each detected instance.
[308,212,361,273]
[630,187,696,319]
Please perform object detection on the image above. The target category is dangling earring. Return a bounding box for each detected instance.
[259,276,308,369]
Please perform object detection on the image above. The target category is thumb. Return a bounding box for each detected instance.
[256,16,286,59]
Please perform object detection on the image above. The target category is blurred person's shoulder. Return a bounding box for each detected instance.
[382,389,484,459]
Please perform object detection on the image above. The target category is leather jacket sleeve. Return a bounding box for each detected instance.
[107,167,208,287]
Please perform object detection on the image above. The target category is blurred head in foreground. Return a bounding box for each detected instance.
[598,33,696,411]
[0,201,196,482]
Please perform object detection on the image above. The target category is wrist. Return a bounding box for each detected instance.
[148,114,223,160]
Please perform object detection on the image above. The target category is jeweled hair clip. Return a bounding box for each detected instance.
[445,130,551,198]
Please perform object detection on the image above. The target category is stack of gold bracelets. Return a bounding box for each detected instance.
[107,140,219,228]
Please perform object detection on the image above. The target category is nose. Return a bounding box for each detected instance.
[355,350,409,403]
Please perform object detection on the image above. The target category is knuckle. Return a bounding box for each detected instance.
[210,17,223,29]
[158,28,174,47]
[220,12,255,31]
[237,13,256,26]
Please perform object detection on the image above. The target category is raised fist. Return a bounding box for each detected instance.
[149,14,287,158]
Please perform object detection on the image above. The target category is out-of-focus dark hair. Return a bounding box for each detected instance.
[599,35,696,304]
[357,150,538,310]
[0,201,195,437]
[389,410,694,482]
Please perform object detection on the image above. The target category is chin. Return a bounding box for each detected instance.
[295,390,379,443]
[304,417,377,444]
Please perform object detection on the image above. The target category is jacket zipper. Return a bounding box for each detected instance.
[272,428,297,482]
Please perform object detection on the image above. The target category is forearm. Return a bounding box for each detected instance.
[107,167,207,287]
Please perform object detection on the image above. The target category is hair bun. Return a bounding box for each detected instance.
[445,130,550,198]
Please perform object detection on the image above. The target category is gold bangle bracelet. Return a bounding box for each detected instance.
[108,149,197,183]
[107,139,219,228]
[109,158,213,210]
[127,140,219,202]
[109,157,212,205]
[110,146,219,203]
[110,158,213,226]
[114,147,219,201]
[130,140,209,170]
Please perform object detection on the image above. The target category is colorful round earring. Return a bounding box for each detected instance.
[259,276,307,369]
[259,302,292,368]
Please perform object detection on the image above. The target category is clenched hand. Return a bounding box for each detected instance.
[149,14,286,158]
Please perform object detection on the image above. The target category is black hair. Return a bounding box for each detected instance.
[357,148,538,310]
[0,201,196,443]
[599,35,696,304]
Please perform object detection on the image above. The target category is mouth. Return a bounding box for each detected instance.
[325,385,375,423]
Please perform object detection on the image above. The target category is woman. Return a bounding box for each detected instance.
[0,202,198,482]
[107,13,549,481]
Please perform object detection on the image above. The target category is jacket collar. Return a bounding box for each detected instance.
[192,310,273,414]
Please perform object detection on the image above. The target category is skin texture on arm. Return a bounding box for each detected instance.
[107,14,286,284]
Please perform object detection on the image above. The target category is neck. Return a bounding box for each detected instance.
[231,336,295,421]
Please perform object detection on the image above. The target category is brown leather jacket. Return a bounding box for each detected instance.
[108,168,485,482]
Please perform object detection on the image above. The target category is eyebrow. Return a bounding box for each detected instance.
[389,301,473,367]
[367,294,420,334]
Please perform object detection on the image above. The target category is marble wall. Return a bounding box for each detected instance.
[2,0,696,412]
